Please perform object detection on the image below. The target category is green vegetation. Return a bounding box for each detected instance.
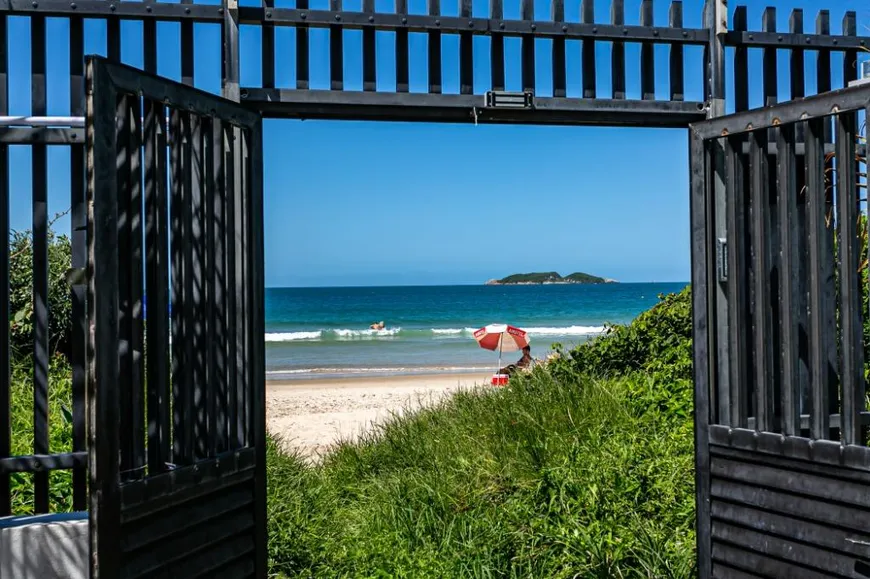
[488,271,612,285]
[565,271,610,284]
[7,220,77,515]
[8,225,73,359]
[266,287,696,577]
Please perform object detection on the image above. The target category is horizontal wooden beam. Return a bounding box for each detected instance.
[0,127,84,144]
[239,8,710,44]
[726,30,868,51]
[691,83,870,139]
[0,0,224,21]
[0,452,88,474]
[243,89,707,127]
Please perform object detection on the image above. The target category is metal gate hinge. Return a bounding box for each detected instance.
[716,238,728,282]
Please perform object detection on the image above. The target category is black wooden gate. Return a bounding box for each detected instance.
[691,84,870,578]
[85,56,266,578]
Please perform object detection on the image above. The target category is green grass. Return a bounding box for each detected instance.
[266,369,696,578]
[8,355,76,514]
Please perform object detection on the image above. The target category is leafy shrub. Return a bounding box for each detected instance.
[8,226,73,359]
[546,286,693,419]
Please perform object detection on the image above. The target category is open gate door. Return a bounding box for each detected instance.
[690,84,870,578]
[85,56,266,578]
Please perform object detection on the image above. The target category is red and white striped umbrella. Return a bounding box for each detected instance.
[473,324,530,352]
[473,324,530,377]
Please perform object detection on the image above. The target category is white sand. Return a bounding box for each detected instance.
[266,373,491,461]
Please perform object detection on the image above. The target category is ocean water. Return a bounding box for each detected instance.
[265,282,687,379]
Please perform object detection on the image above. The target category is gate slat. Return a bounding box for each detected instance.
[639,0,653,100]
[732,7,748,112]
[128,95,146,479]
[31,14,49,514]
[363,0,376,92]
[395,0,408,92]
[233,128,247,448]
[211,119,229,454]
[726,135,748,428]
[190,113,207,460]
[329,0,342,90]
[459,0,472,95]
[204,118,217,457]
[761,8,776,107]
[181,13,193,86]
[239,130,251,446]
[108,16,120,62]
[297,0,310,90]
[776,124,799,436]
[836,111,863,446]
[246,115,268,579]
[116,94,134,481]
[145,98,171,475]
[581,0,595,98]
[711,563,765,579]
[712,542,834,579]
[712,477,870,533]
[70,14,87,510]
[712,521,859,578]
[520,0,534,93]
[427,0,441,94]
[262,0,274,89]
[789,10,804,101]
[224,126,240,449]
[490,0,504,91]
[815,11,831,96]
[668,1,683,102]
[712,492,870,557]
[170,110,187,464]
[806,117,833,440]
[550,0,565,98]
[750,131,771,432]
[182,112,196,464]
[843,12,858,87]
[611,0,625,99]
[0,10,8,518]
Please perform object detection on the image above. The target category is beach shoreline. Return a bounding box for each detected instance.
[266,372,491,461]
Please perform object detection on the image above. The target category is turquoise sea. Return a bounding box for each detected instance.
[265,282,687,379]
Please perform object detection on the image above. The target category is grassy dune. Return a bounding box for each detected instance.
[266,289,697,577]
[267,372,695,578]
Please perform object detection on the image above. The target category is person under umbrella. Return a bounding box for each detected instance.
[500,345,533,376]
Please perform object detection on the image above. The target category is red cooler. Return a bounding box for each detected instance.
[491,374,509,386]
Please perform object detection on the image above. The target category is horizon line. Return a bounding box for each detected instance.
[265,281,691,290]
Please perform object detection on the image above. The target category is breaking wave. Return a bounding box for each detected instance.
[264,325,606,342]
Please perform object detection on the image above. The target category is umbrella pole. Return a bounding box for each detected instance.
[497,338,503,375]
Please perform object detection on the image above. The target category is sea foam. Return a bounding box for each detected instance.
[264,325,605,342]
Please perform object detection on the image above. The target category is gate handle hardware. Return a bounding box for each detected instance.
[484,90,535,110]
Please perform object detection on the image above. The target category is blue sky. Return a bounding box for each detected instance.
[4,0,868,286]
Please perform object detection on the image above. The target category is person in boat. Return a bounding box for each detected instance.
[369,321,385,330]
[500,345,532,376]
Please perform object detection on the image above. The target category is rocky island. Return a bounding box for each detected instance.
[485,272,617,285]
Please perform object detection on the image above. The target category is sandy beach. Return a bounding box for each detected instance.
[266,373,491,461]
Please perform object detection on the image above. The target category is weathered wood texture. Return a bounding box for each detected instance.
[86,57,265,578]
[2,3,859,126]
[692,75,870,579]
[710,445,870,579]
